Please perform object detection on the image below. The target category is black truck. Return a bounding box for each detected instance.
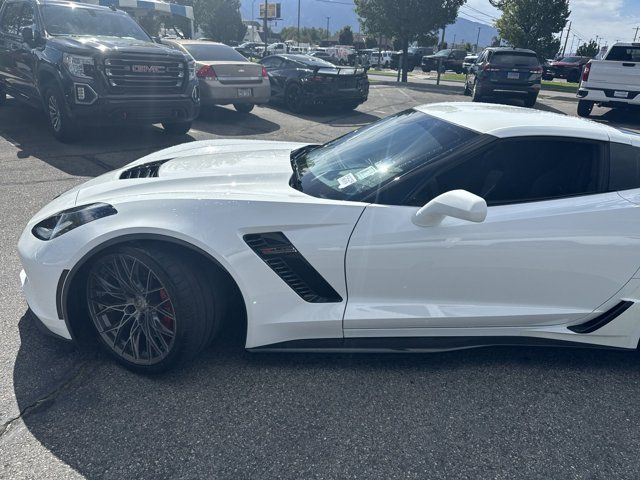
[0,0,200,141]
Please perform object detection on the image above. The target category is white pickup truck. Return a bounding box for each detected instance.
[577,43,640,117]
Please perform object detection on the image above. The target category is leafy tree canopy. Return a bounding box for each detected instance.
[575,40,598,58]
[194,0,246,43]
[489,0,570,59]
[338,25,354,45]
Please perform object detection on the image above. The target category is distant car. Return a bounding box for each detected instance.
[259,54,369,112]
[464,47,542,107]
[462,54,479,73]
[235,42,264,58]
[544,56,591,83]
[266,42,288,55]
[421,49,467,73]
[391,46,434,71]
[163,40,270,114]
[309,51,338,64]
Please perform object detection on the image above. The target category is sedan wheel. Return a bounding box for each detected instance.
[86,246,223,372]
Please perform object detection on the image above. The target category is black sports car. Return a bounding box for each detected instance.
[259,54,369,113]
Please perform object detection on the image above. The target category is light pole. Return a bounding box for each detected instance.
[326,16,330,41]
[475,26,481,53]
[297,0,301,46]
[252,0,255,21]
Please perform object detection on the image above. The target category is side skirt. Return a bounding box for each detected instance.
[248,336,634,353]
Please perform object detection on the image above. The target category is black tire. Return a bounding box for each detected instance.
[524,93,538,108]
[422,67,429,73]
[162,121,192,135]
[577,100,594,117]
[567,70,580,84]
[341,102,360,111]
[85,245,225,373]
[234,103,255,114]
[463,79,472,96]
[285,83,305,113]
[471,81,483,102]
[43,84,78,142]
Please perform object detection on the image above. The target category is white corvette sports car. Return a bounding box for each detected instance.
[19,103,640,372]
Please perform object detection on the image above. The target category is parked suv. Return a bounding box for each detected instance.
[464,47,542,107]
[391,46,434,71]
[421,49,467,73]
[0,0,200,141]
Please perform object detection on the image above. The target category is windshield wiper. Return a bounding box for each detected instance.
[289,144,320,191]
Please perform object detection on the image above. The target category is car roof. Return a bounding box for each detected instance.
[164,39,226,46]
[279,54,335,66]
[37,0,122,11]
[485,47,538,55]
[414,102,629,142]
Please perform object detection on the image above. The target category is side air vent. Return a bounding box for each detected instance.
[119,160,170,179]
[244,232,343,303]
[568,301,634,334]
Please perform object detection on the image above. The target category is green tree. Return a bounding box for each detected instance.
[194,0,246,44]
[365,36,378,48]
[355,0,465,82]
[576,40,598,58]
[490,36,502,47]
[338,25,354,45]
[489,0,569,58]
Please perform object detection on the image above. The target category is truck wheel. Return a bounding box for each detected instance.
[524,93,538,108]
[162,121,192,135]
[43,85,78,142]
[234,103,254,114]
[577,100,594,117]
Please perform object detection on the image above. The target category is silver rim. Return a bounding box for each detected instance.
[48,94,61,132]
[87,254,177,365]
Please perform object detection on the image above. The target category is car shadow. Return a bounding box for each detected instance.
[586,107,640,130]
[195,105,280,136]
[0,97,196,177]
[264,102,380,127]
[13,310,640,478]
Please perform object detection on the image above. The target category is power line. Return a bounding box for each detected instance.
[458,11,493,27]
[461,4,498,21]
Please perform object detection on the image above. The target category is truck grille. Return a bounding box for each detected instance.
[103,55,186,94]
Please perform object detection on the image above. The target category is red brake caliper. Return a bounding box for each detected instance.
[159,288,174,330]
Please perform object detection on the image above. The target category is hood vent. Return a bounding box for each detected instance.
[119,160,170,179]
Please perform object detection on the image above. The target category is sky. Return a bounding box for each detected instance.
[463,0,640,48]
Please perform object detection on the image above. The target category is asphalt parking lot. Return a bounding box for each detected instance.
[4,84,640,479]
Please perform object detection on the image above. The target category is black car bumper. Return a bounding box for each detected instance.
[479,81,541,96]
[301,82,369,106]
[63,81,200,125]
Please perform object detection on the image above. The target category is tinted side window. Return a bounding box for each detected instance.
[418,139,603,206]
[261,57,283,69]
[1,2,24,35]
[17,2,34,32]
[610,143,640,190]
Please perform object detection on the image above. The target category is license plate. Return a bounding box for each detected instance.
[238,88,252,97]
[507,72,520,79]
[614,91,628,98]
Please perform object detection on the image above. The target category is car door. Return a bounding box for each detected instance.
[0,1,24,96]
[466,50,484,87]
[12,0,38,100]
[344,136,640,333]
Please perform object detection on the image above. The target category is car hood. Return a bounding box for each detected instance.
[73,139,313,206]
[49,36,183,57]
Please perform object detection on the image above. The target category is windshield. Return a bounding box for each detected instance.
[42,5,149,40]
[435,49,453,57]
[292,110,478,201]
[182,44,247,61]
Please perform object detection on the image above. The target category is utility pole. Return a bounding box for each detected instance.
[297,0,301,46]
[326,16,330,40]
[634,26,640,42]
[452,34,456,47]
[475,26,481,53]
[569,34,576,55]
[562,21,571,56]
[263,0,268,52]
[440,25,446,49]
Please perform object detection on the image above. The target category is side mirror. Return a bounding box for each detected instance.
[21,26,34,45]
[413,190,487,227]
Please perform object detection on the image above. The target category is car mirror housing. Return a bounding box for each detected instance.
[413,190,487,227]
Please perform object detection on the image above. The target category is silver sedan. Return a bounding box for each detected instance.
[163,40,270,113]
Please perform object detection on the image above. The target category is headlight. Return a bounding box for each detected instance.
[188,59,196,81]
[63,53,94,78]
[32,203,117,241]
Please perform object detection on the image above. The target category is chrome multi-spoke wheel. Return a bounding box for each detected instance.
[48,94,61,132]
[87,253,177,365]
